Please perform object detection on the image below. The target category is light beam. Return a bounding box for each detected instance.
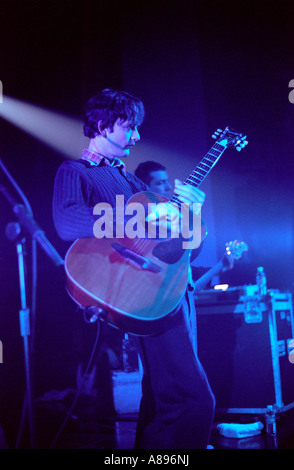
[0,95,88,158]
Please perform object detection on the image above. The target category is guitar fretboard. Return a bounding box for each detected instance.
[170,141,226,208]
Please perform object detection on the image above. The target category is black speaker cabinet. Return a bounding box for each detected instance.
[195,288,294,415]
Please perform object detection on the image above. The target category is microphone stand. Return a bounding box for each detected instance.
[17,232,36,449]
[0,159,64,449]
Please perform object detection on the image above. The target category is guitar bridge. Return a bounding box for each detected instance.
[111,242,162,273]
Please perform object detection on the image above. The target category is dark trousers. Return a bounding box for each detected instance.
[134,292,215,449]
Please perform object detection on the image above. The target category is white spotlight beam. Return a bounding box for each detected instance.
[0,95,88,158]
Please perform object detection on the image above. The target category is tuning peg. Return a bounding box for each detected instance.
[241,136,248,145]
[235,134,249,150]
[240,140,249,148]
[212,128,224,139]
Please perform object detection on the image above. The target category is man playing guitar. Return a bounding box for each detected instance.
[53,88,215,449]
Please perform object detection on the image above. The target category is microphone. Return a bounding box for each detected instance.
[0,184,64,267]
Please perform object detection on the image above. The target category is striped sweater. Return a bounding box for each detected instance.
[52,158,147,241]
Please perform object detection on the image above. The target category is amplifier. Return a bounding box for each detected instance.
[195,288,294,415]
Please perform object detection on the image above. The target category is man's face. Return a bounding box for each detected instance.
[105,119,140,158]
[149,170,172,198]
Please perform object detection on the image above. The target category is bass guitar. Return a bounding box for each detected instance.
[193,240,248,293]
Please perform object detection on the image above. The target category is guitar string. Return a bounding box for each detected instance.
[125,144,226,252]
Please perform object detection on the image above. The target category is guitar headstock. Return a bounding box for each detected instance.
[225,240,248,260]
[212,126,248,151]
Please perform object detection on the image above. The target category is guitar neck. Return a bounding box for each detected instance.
[170,141,227,207]
[193,259,224,293]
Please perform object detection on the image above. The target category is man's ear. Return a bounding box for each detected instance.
[97,120,107,137]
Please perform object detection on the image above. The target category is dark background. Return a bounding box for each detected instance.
[0,0,293,447]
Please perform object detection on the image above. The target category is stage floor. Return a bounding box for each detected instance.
[2,391,294,450]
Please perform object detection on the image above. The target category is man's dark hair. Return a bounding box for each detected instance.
[83,88,145,138]
[135,161,166,186]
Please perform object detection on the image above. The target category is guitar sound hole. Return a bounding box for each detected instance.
[152,238,184,264]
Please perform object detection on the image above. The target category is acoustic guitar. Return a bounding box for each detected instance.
[65,127,248,335]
